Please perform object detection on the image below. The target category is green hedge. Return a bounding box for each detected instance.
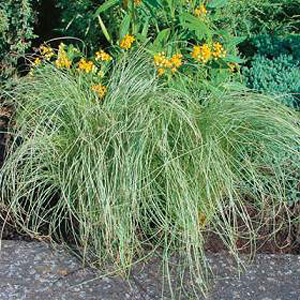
[0,0,38,81]
[217,0,300,36]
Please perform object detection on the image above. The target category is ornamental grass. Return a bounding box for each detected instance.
[1,51,300,298]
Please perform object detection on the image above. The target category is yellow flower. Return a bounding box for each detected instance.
[154,52,167,67]
[91,84,107,99]
[39,45,54,60]
[32,57,41,67]
[95,50,112,62]
[212,42,226,59]
[134,0,142,5]
[191,45,200,59]
[200,44,211,62]
[191,44,212,63]
[164,59,172,69]
[30,57,42,76]
[157,68,165,76]
[195,4,207,17]
[78,58,96,73]
[55,43,72,69]
[154,52,183,75]
[170,53,183,68]
[120,34,135,50]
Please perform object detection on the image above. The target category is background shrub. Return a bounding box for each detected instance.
[243,54,300,109]
[241,34,300,109]
[0,0,38,81]
[54,0,109,51]
[217,0,300,36]
[250,34,300,59]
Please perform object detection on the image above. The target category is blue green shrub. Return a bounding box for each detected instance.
[251,34,300,60]
[242,34,300,109]
[243,54,300,109]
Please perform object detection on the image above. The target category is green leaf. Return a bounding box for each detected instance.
[223,55,246,64]
[136,33,149,43]
[207,0,228,9]
[145,0,161,8]
[97,15,112,44]
[94,0,119,17]
[152,28,170,51]
[66,44,82,60]
[227,36,247,47]
[180,13,210,38]
[119,13,131,39]
[141,17,150,38]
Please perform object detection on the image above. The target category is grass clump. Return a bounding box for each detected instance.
[1,52,300,298]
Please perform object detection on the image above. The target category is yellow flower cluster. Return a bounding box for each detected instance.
[192,42,226,63]
[78,58,96,73]
[91,84,107,99]
[154,52,183,76]
[195,4,207,17]
[39,45,54,60]
[95,50,112,62]
[32,57,41,67]
[29,57,41,76]
[120,34,135,50]
[134,0,142,5]
[191,44,211,63]
[55,43,72,69]
[212,42,227,59]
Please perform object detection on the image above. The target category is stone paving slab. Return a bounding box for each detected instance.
[0,240,299,300]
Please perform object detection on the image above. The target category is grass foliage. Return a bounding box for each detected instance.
[1,52,300,297]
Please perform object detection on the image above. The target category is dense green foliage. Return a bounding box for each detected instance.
[0,0,38,81]
[242,34,300,109]
[53,0,300,50]
[243,55,300,108]
[217,0,300,36]
[55,0,107,51]
[251,34,300,59]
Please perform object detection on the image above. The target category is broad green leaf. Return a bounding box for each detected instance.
[141,17,150,38]
[227,36,247,47]
[180,13,210,38]
[97,15,112,44]
[94,0,119,16]
[136,33,149,43]
[120,14,131,39]
[152,28,170,50]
